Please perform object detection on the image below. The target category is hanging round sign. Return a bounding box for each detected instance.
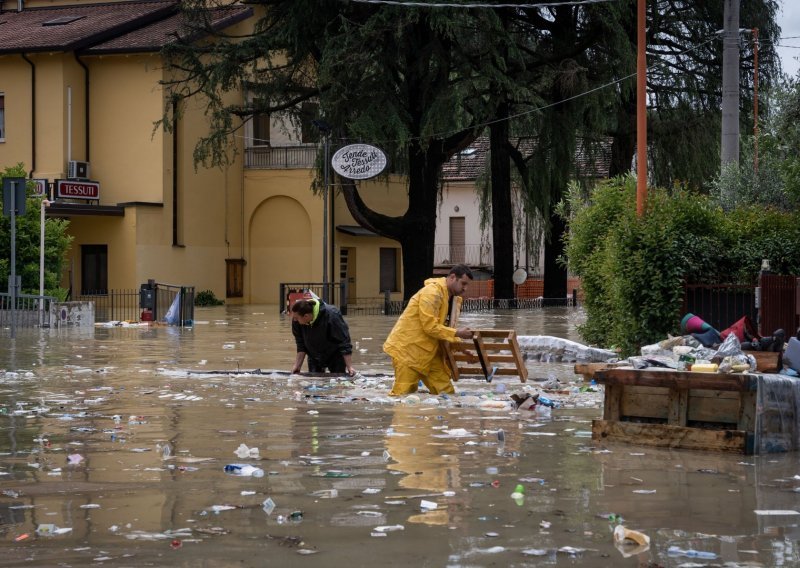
[512,268,528,285]
[331,143,388,180]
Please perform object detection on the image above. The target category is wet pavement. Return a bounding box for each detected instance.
[1,306,799,566]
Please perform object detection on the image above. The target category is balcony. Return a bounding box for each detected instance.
[245,145,317,169]
[434,244,493,267]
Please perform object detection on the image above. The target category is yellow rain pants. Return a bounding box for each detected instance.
[384,277,462,396]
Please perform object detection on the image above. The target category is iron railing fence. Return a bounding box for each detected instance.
[73,284,195,324]
[280,282,348,314]
[682,283,757,334]
[758,274,799,337]
[433,244,493,267]
[0,293,54,327]
[74,289,140,323]
[152,283,195,326]
[245,146,317,169]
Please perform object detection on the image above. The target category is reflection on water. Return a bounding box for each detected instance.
[0,305,798,566]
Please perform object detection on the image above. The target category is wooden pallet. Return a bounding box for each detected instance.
[591,368,758,454]
[444,330,528,383]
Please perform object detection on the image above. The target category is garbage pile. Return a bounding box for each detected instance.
[628,313,797,374]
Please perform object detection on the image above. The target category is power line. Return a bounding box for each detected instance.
[349,0,614,8]
[236,35,719,147]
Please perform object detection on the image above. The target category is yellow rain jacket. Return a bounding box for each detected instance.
[383,277,463,373]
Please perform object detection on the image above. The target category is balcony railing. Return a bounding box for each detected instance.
[245,145,317,169]
[434,244,493,266]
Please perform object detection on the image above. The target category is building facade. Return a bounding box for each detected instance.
[0,0,407,307]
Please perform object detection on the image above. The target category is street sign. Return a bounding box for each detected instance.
[2,177,26,216]
[32,178,49,197]
[56,179,100,200]
[331,143,388,180]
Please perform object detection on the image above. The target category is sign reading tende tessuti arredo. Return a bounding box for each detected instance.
[331,144,387,180]
[56,179,100,200]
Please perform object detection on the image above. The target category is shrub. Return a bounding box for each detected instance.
[195,289,224,306]
[562,175,800,356]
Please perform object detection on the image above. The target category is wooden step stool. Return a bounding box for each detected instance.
[444,330,528,383]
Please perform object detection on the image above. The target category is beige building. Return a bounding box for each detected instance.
[0,0,406,308]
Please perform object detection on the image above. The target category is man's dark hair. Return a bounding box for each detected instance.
[291,299,316,316]
[449,264,474,280]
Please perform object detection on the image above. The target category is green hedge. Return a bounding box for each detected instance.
[563,176,800,356]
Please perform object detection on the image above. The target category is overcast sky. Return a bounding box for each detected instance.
[777,1,800,78]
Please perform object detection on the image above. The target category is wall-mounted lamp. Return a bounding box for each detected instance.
[454,205,459,212]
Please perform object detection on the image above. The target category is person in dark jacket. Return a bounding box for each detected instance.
[290,299,355,375]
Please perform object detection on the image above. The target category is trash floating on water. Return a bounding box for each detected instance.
[420,499,438,511]
[36,524,73,536]
[373,525,404,533]
[666,546,717,559]
[613,525,650,546]
[234,443,260,459]
[209,505,237,513]
[224,464,264,477]
[521,548,548,556]
[262,498,276,515]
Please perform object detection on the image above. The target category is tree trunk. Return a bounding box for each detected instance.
[543,213,568,301]
[398,140,442,301]
[609,96,636,177]
[489,101,515,300]
[542,6,577,303]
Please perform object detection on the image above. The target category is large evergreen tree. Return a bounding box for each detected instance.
[599,0,781,185]
[162,1,507,300]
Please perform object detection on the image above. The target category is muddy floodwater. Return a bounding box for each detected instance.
[1,306,799,567]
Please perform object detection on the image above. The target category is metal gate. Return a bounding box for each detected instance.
[759,274,798,336]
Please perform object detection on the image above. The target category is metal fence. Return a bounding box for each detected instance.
[280,282,348,314]
[336,290,577,316]
[433,244,493,266]
[74,289,140,323]
[151,283,195,326]
[0,293,54,328]
[245,146,317,169]
[758,274,799,336]
[682,283,757,333]
[73,284,195,324]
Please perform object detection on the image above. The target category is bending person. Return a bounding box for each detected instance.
[384,264,474,396]
[290,298,355,375]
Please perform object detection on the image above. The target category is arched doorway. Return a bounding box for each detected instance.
[248,196,312,304]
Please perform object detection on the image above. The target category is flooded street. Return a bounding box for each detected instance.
[1,306,799,566]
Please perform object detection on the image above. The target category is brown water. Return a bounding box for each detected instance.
[0,306,798,567]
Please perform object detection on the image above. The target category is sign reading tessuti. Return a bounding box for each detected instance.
[331,143,387,180]
[56,179,100,200]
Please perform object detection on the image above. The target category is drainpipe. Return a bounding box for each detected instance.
[74,54,89,161]
[17,0,23,11]
[21,53,35,177]
[172,97,179,246]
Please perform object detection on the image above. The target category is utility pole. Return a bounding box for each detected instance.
[636,0,647,216]
[753,28,760,173]
[721,0,740,169]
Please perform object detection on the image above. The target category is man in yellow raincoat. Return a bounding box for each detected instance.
[384,264,474,396]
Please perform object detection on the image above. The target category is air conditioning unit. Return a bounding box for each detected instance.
[67,160,90,179]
